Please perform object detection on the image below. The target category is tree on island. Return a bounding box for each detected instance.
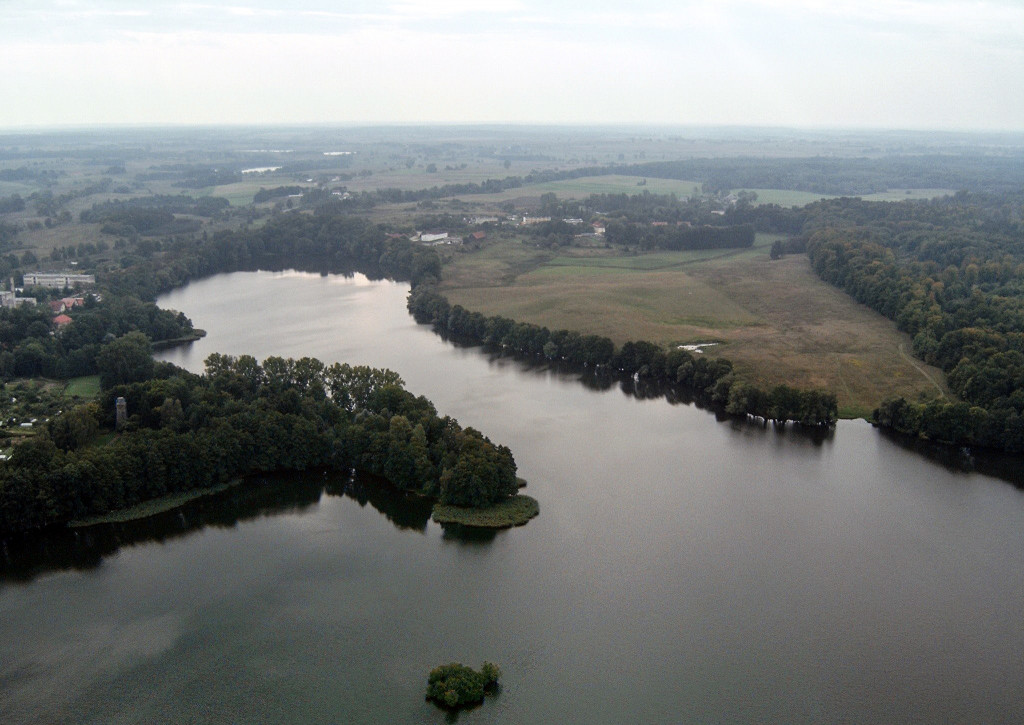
[426,662,501,709]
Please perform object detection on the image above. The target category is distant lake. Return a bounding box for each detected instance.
[3,270,1024,724]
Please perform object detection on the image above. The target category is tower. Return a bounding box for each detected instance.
[115,397,127,430]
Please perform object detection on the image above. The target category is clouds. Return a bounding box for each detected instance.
[0,0,1021,129]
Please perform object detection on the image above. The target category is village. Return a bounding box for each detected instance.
[0,271,96,328]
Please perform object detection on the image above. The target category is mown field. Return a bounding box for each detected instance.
[440,234,949,418]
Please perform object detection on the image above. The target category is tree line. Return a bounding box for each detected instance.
[630,155,1024,195]
[407,286,837,427]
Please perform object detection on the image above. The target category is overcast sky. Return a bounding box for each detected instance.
[1,0,1022,131]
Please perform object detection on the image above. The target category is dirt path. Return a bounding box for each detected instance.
[898,343,947,399]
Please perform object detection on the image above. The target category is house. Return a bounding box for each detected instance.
[470,231,486,241]
[49,300,66,314]
[591,222,606,235]
[61,297,85,309]
[53,314,73,328]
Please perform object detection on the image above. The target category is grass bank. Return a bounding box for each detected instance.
[432,494,539,528]
[151,330,207,350]
[69,479,243,527]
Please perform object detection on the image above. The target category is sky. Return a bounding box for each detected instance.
[1,0,1022,131]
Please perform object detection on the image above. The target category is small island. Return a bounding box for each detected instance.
[432,494,539,528]
[426,662,501,709]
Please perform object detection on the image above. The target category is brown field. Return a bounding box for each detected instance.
[441,236,949,418]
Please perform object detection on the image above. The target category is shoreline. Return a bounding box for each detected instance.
[68,478,242,527]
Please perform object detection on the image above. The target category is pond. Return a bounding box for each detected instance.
[2,270,1023,723]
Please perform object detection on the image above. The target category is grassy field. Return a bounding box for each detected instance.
[63,375,101,399]
[735,187,955,207]
[441,235,948,418]
[450,175,701,205]
[343,162,519,192]
[204,180,311,206]
[0,180,36,196]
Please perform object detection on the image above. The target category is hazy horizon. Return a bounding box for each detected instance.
[2,1,1023,132]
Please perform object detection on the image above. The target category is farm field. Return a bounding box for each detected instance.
[206,179,317,206]
[441,235,948,417]
[860,188,955,202]
[734,187,955,206]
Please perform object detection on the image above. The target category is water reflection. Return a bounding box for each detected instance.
[439,523,500,545]
[877,427,1024,487]
[429,337,840,450]
[0,470,440,585]
[328,471,434,532]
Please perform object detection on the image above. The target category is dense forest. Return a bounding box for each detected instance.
[631,155,1024,195]
[104,212,441,301]
[800,192,1024,451]
[0,353,518,535]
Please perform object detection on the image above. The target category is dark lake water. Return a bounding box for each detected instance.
[3,270,1024,724]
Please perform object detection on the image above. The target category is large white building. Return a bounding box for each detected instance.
[23,272,96,288]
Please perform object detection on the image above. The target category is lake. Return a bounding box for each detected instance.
[3,270,1024,723]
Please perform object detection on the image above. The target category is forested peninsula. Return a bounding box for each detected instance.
[0,354,518,535]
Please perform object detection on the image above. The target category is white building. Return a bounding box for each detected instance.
[23,272,96,288]
[0,291,35,308]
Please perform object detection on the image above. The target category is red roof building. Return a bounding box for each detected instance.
[53,314,72,327]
